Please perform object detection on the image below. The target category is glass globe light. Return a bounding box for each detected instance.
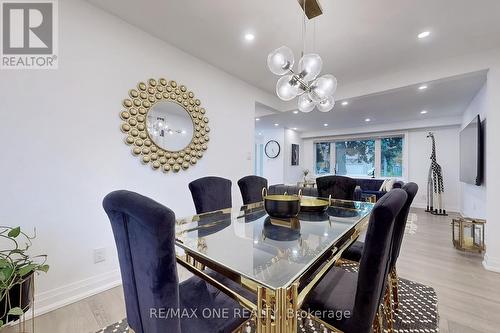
[267,46,295,75]
[298,54,323,82]
[298,94,315,112]
[317,96,335,112]
[276,75,299,101]
[310,74,338,101]
[308,89,322,103]
[156,120,165,130]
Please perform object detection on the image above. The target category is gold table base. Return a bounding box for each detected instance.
[175,214,370,333]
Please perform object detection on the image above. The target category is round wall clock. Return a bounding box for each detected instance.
[265,140,280,158]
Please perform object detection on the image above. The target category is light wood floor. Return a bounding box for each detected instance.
[397,209,500,333]
[3,208,499,333]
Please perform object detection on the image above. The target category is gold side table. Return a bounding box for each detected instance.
[452,217,486,253]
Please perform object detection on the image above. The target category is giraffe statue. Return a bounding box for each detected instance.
[426,132,447,215]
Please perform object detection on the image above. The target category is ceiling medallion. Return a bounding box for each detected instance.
[267,2,337,113]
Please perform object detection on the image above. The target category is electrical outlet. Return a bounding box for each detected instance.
[94,248,106,264]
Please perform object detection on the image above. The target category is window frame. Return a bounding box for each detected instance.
[313,132,408,180]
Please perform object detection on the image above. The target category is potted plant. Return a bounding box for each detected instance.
[0,226,49,328]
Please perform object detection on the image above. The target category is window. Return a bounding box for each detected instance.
[314,135,405,178]
[381,137,403,177]
[315,142,331,174]
[335,139,375,177]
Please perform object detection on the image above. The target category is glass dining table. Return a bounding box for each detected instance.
[175,197,373,333]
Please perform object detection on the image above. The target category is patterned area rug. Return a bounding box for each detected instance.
[97,275,438,333]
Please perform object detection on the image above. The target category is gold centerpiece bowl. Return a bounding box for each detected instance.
[300,195,331,213]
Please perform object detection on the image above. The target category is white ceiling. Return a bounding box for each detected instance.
[255,71,487,133]
[89,0,500,94]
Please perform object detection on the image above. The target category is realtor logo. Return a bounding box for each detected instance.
[1,0,58,69]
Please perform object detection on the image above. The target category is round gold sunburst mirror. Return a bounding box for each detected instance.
[120,78,209,173]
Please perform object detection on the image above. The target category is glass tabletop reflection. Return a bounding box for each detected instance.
[175,197,373,290]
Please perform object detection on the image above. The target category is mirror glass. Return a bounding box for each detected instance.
[146,101,194,151]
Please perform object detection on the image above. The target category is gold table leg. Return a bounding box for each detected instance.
[384,282,394,333]
[372,305,383,333]
[257,283,299,333]
[391,267,399,311]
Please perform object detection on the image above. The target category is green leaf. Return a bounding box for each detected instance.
[7,307,23,316]
[38,264,49,273]
[0,319,4,327]
[0,259,9,268]
[0,267,14,282]
[7,227,20,238]
[18,264,36,277]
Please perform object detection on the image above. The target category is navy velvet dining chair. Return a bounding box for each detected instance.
[316,175,358,200]
[103,190,246,333]
[303,189,407,333]
[341,182,419,314]
[188,176,232,214]
[342,183,418,264]
[237,175,267,205]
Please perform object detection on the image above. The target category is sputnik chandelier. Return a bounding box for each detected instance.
[266,1,337,113]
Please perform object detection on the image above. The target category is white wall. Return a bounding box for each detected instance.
[0,0,280,316]
[407,127,460,211]
[461,84,487,219]
[255,128,304,185]
[283,129,303,184]
[484,60,500,273]
[255,128,285,185]
[301,125,461,211]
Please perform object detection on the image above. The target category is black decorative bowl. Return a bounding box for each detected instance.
[262,188,301,218]
[263,217,301,241]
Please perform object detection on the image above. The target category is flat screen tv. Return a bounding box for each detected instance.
[459,114,483,185]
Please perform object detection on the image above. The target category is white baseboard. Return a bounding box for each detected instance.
[483,254,500,273]
[411,202,459,213]
[29,269,122,319]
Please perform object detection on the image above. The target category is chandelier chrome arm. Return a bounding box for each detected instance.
[288,69,311,93]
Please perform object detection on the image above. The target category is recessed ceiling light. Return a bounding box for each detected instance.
[258,132,262,135]
[255,118,260,121]
[323,123,328,127]
[420,110,428,114]
[365,118,371,122]
[293,110,299,114]
[292,127,298,130]
[274,123,279,127]
[244,33,255,41]
[418,31,430,39]
[418,85,428,90]
[341,101,349,106]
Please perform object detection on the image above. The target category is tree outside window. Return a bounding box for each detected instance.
[315,142,331,174]
[314,136,404,178]
[381,137,403,177]
[336,140,375,176]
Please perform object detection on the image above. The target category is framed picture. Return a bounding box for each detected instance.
[291,144,299,166]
